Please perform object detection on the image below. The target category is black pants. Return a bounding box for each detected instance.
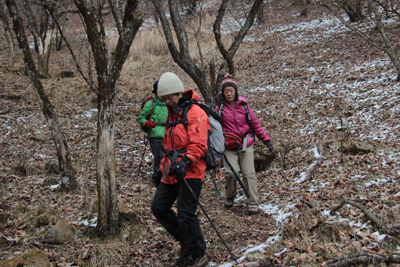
[151,179,206,257]
[149,138,163,185]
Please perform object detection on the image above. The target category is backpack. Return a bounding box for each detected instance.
[164,100,225,170]
[141,95,154,110]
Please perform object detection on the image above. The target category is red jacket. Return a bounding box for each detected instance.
[160,89,209,184]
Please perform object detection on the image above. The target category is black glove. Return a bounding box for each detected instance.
[152,171,162,187]
[168,156,191,182]
[265,140,273,153]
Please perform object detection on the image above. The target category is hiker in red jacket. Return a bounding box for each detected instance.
[215,74,273,216]
[151,72,209,267]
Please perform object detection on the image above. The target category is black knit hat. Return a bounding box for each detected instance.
[152,80,159,94]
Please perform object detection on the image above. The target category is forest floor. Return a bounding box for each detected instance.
[0,1,399,266]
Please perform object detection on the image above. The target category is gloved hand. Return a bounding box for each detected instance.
[144,120,156,129]
[265,140,273,153]
[168,156,191,182]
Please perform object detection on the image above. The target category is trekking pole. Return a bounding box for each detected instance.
[224,155,250,199]
[135,133,148,180]
[159,143,238,263]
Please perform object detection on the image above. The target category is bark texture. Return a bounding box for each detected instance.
[73,0,142,236]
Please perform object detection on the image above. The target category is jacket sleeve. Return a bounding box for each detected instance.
[248,105,270,143]
[138,100,152,127]
[185,105,209,164]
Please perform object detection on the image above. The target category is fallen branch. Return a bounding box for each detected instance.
[303,143,324,181]
[330,198,400,236]
[31,242,57,248]
[327,253,400,267]
[300,199,314,208]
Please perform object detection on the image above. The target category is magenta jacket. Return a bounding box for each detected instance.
[215,96,270,148]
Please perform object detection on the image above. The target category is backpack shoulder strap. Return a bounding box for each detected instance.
[243,103,251,122]
[179,101,194,129]
[161,101,193,129]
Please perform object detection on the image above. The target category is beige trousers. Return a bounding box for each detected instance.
[223,145,259,209]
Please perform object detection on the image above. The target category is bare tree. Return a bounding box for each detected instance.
[213,0,263,81]
[5,0,79,192]
[21,0,55,78]
[152,0,262,107]
[318,0,400,80]
[70,0,143,236]
[0,0,14,68]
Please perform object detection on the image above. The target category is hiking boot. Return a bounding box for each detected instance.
[224,196,234,209]
[188,253,208,267]
[172,245,190,266]
[248,207,259,216]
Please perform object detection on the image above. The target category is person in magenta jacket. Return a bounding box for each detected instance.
[215,74,273,215]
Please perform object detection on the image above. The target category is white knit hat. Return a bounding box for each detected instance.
[157,72,184,96]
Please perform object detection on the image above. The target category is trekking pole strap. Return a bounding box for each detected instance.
[223,154,250,199]
[207,170,222,197]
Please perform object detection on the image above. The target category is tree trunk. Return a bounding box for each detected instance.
[5,0,79,192]
[0,0,14,68]
[38,25,53,77]
[96,81,119,235]
[338,0,364,22]
[73,0,142,236]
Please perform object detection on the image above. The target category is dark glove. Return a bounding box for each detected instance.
[152,171,162,187]
[265,140,273,153]
[168,156,191,182]
[144,120,156,129]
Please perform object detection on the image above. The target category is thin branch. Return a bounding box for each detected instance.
[41,0,98,94]
[108,0,122,35]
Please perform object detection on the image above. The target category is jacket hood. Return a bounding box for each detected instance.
[184,89,201,102]
[171,89,202,115]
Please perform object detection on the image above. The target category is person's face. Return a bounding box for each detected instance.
[161,93,182,109]
[223,86,236,103]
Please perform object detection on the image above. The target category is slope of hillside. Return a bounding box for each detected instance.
[0,1,399,267]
